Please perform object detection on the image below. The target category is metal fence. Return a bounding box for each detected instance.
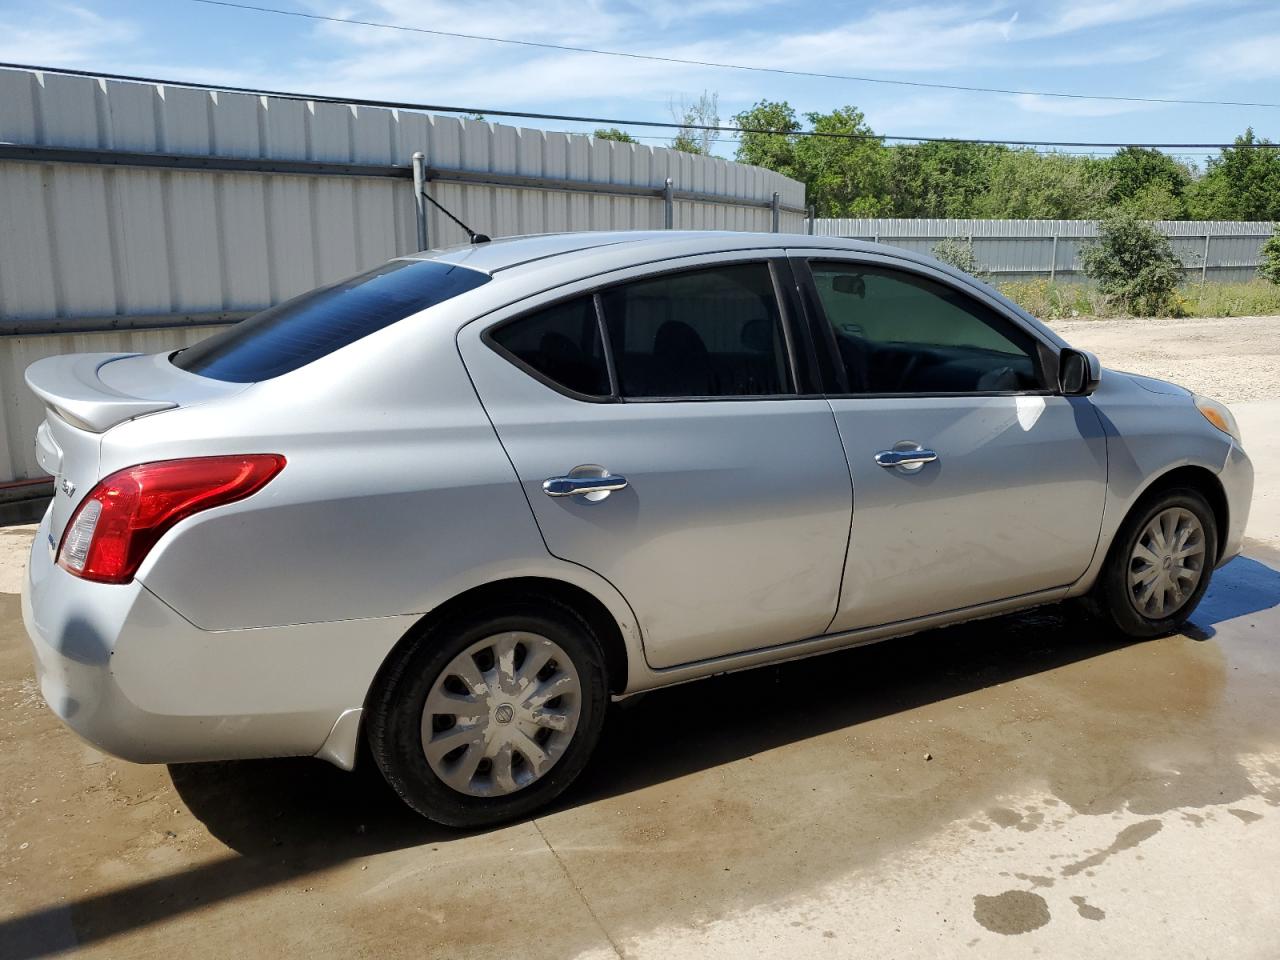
[0,66,805,492]
[805,218,1275,283]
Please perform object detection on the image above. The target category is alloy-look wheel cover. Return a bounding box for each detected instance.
[1128,506,1206,620]
[421,631,582,798]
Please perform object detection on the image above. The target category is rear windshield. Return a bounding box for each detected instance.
[173,260,490,382]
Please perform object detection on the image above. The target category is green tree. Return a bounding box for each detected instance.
[732,99,802,177]
[791,106,890,216]
[734,102,890,216]
[593,128,637,144]
[1260,225,1280,285]
[973,150,1111,219]
[1080,212,1185,315]
[886,141,1007,218]
[1103,147,1191,215]
[1116,179,1186,220]
[1186,129,1280,220]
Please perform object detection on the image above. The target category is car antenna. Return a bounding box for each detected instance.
[420,190,490,244]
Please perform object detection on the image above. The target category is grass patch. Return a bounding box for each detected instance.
[997,278,1280,319]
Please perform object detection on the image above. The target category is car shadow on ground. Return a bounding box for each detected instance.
[3,553,1278,959]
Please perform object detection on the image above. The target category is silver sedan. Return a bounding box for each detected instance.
[21,231,1253,827]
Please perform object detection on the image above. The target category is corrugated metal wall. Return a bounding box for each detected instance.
[807,218,1275,282]
[0,66,804,486]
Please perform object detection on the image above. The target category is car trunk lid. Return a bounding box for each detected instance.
[25,351,246,542]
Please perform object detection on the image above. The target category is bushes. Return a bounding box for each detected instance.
[1260,226,1280,286]
[997,280,1280,320]
[1079,213,1185,316]
[930,237,984,277]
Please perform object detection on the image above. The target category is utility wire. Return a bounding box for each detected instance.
[186,0,1280,110]
[2,61,1276,151]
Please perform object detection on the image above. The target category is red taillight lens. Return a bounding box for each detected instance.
[57,454,286,584]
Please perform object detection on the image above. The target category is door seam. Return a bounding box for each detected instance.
[823,396,856,635]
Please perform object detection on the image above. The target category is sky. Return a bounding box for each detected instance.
[1,0,1278,167]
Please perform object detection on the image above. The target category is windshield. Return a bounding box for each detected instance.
[173,260,490,383]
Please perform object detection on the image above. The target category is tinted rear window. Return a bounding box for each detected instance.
[489,295,610,397]
[599,263,792,398]
[173,260,490,382]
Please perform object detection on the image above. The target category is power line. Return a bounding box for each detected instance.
[187,0,1280,111]
[2,61,1276,151]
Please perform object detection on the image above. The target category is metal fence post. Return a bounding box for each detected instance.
[1049,232,1059,282]
[411,151,428,251]
[663,178,674,229]
[1201,233,1211,284]
[807,205,815,235]
[771,191,780,233]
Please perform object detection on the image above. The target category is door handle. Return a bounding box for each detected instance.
[874,446,938,470]
[543,474,628,498]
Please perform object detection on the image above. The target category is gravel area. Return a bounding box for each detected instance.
[1050,314,1280,404]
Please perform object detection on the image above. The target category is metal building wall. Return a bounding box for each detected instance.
[0,66,805,487]
[806,218,1275,282]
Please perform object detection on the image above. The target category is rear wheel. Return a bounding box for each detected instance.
[1086,487,1218,638]
[367,598,608,827]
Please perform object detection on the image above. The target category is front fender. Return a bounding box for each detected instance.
[1065,371,1238,596]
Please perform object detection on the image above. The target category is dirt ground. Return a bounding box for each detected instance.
[1,318,1278,959]
[1053,314,1280,404]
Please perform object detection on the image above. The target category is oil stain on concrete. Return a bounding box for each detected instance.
[1060,820,1163,877]
[973,890,1051,935]
[1071,895,1106,921]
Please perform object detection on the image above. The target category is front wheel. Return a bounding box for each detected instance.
[366,598,608,828]
[1086,487,1218,638]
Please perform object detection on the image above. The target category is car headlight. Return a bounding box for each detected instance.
[1194,394,1241,444]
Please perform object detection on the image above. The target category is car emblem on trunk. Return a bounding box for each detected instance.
[59,477,75,497]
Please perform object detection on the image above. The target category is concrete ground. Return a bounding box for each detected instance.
[2,317,1279,959]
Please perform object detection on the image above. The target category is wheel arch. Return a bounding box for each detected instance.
[1131,464,1229,562]
[366,576,631,707]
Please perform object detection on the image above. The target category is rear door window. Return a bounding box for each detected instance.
[174,260,490,383]
[598,263,793,398]
[488,295,611,397]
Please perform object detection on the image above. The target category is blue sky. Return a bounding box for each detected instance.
[2,0,1278,167]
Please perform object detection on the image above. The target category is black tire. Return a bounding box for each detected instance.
[1085,486,1218,638]
[366,596,608,828]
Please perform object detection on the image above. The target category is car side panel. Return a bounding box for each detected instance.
[1062,371,1242,596]
[455,256,854,670]
[105,319,637,652]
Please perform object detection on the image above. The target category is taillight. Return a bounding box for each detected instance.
[57,454,286,584]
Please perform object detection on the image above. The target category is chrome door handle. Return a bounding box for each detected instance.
[542,474,628,497]
[874,447,938,469]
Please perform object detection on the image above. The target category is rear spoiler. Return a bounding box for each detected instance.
[24,353,177,433]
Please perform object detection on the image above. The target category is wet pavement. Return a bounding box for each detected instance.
[2,400,1279,958]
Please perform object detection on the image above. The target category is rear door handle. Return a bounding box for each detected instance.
[874,446,938,470]
[543,474,628,498]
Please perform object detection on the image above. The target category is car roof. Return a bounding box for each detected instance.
[400,230,1068,350]
[401,231,886,275]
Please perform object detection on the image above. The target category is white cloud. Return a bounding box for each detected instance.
[0,3,138,66]
[1198,33,1280,80]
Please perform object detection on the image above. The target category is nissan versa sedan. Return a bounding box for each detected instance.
[21,231,1252,827]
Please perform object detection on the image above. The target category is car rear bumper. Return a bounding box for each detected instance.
[1218,440,1253,565]
[21,508,412,768]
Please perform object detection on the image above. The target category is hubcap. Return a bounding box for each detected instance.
[1128,507,1206,620]
[421,632,582,798]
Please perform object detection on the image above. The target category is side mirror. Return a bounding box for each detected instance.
[1058,348,1101,396]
